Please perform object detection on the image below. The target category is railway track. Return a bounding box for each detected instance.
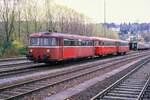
[91,57,150,100]
[0,63,47,79]
[0,51,149,99]
[139,77,150,100]
[0,57,26,62]
[0,56,31,69]
[0,59,47,79]
[0,51,141,79]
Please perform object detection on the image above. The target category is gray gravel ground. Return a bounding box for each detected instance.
[18,57,145,100]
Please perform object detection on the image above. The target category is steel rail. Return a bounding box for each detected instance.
[137,76,150,100]
[91,58,150,100]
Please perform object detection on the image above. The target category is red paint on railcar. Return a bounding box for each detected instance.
[118,46,129,53]
[95,46,117,55]
[63,46,94,59]
[117,40,129,53]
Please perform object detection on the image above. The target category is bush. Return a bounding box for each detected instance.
[12,40,27,55]
[0,46,4,57]
[0,40,27,58]
[0,41,12,57]
[17,47,27,55]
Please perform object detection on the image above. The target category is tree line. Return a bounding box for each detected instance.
[0,0,119,56]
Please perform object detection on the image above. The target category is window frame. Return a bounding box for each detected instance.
[64,39,78,46]
[30,37,58,46]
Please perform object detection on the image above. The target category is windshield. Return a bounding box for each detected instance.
[30,37,57,46]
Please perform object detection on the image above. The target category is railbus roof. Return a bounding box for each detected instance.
[30,32,129,43]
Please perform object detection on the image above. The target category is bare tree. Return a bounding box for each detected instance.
[15,0,23,41]
[45,0,54,31]
[0,0,18,42]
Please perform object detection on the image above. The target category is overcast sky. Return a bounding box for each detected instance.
[55,0,150,23]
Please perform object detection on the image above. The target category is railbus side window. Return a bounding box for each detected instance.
[111,41,116,46]
[64,39,70,46]
[30,37,39,46]
[41,37,57,46]
[64,39,93,46]
[99,41,101,46]
[88,41,93,46]
[115,42,118,46]
[71,40,78,46]
[104,41,116,46]
[78,40,82,46]
[80,41,86,46]
[94,41,99,46]
[80,40,93,46]
[121,42,128,46]
[43,38,49,46]
[119,42,121,46]
[64,39,77,46]
[51,38,57,46]
[103,41,107,46]
[99,41,104,46]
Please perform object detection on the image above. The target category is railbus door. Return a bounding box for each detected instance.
[94,40,99,55]
[116,42,120,54]
[59,38,64,60]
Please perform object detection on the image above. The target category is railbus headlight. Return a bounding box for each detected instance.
[46,49,50,53]
[30,49,33,53]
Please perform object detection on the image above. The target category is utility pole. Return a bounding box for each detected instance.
[104,0,106,38]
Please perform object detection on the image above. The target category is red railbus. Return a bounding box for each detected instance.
[27,32,129,62]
